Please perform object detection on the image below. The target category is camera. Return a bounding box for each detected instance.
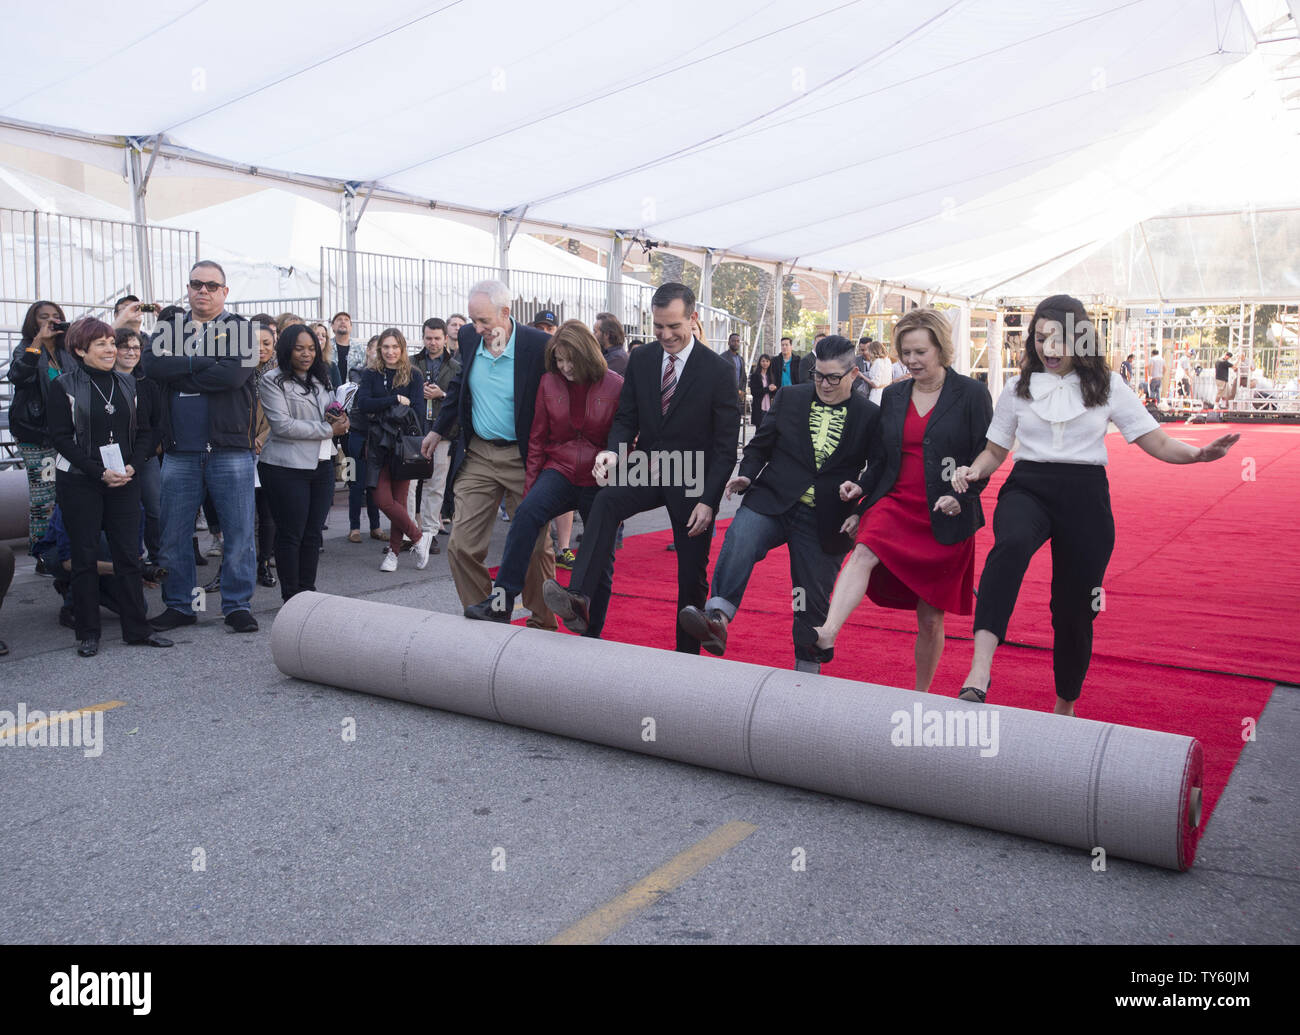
[138,303,159,313]
[52,321,70,333]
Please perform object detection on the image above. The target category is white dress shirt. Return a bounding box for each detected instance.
[661,338,696,384]
[986,371,1158,465]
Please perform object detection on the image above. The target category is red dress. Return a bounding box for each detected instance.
[856,399,975,614]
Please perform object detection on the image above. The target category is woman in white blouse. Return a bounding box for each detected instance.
[866,340,892,406]
[950,295,1239,716]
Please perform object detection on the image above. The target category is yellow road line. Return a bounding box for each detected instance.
[548,820,758,945]
[0,700,126,740]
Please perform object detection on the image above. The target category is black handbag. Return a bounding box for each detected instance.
[391,434,434,481]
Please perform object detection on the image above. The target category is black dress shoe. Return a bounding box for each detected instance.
[77,636,100,657]
[257,561,277,588]
[193,536,208,567]
[793,617,834,664]
[541,579,589,634]
[464,593,515,623]
[127,634,174,648]
[149,608,197,631]
[224,609,259,633]
[34,555,54,577]
[679,606,728,656]
[0,639,8,656]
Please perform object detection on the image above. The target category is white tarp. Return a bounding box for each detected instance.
[2,0,1298,300]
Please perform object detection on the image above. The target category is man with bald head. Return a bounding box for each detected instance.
[421,280,555,629]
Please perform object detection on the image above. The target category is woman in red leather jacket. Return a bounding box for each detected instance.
[464,320,623,632]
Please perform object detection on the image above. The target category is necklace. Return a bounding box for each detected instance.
[914,369,946,393]
[90,373,117,416]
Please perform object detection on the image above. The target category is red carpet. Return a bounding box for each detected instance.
[519,424,1297,820]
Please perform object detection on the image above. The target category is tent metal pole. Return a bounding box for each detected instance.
[605,231,624,317]
[773,261,784,352]
[126,142,155,302]
[829,272,840,335]
[699,248,714,309]
[343,188,359,321]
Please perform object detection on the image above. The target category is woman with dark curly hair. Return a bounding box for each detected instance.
[951,295,1240,715]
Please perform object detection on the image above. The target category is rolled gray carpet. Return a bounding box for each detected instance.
[271,593,1204,870]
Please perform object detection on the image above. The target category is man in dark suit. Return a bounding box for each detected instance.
[421,279,556,629]
[544,282,740,653]
[679,336,880,672]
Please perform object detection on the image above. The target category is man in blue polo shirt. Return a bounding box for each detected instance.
[421,280,556,629]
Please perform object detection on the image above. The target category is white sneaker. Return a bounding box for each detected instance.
[379,549,398,573]
[413,532,433,570]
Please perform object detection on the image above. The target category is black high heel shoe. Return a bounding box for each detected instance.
[793,618,834,664]
[957,679,990,704]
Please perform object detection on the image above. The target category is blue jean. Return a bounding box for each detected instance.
[347,431,380,532]
[159,449,257,616]
[137,455,162,562]
[497,468,613,637]
[707,502,846,665]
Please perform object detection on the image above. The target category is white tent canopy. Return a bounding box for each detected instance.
[2,0,1299,302]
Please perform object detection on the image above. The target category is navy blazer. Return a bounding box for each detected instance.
[855,369,993,545]
[433,320,549,481]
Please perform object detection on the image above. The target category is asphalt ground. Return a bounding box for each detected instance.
[0,481,1296,945]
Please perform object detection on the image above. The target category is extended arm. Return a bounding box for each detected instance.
[1135,428,1240,464]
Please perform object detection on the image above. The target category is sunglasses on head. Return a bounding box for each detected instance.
[189,279,225,293]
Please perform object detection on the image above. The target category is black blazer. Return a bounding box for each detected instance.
[855,369,993,545]
[738,384,880,554]
[770,352,806,387]
[607,339,740,512]
[434,320,549,480]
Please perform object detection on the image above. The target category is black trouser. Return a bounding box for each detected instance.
[569,483,714,654]
[258,460,334,601]
[55,470,151,642]
[973,461,1115,702]
[255,486,275,564]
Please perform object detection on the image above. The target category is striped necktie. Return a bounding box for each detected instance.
[661,353,677,414]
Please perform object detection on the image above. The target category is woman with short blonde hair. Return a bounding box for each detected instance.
[891,309,954,367]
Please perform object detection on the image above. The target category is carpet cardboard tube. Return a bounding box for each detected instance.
[271,592,1204,870]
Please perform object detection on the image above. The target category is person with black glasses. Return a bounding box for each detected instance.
[143,260,260,634]
[46,318,172,656]
[679,335,880,671]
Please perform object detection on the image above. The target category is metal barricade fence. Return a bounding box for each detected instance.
[320,246,746,354]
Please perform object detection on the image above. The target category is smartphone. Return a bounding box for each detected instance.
[138,303,159,313]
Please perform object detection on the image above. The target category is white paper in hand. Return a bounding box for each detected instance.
[99,443,126,473]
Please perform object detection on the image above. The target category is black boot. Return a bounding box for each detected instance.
[257,561,277,588]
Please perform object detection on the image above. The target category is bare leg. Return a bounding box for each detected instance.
[555,510,574,551]
[1053,696,1075,717]
[914,600,945,692]
[814,544,878,648]
[961,628,999,693]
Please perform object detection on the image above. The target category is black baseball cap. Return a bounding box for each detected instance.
[532,310,558,327]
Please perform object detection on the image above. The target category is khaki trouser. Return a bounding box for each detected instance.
[447,438,556,629]
[406,438,451,535]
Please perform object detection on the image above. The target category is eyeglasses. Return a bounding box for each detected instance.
[811,371,847,385]
[188,279,225,293]
[117,345,142,353]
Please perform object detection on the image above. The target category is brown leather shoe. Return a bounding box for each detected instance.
[679,606,728,656]
[542,579,590,634]
[370,528,387,541]
[348,530,362,543]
